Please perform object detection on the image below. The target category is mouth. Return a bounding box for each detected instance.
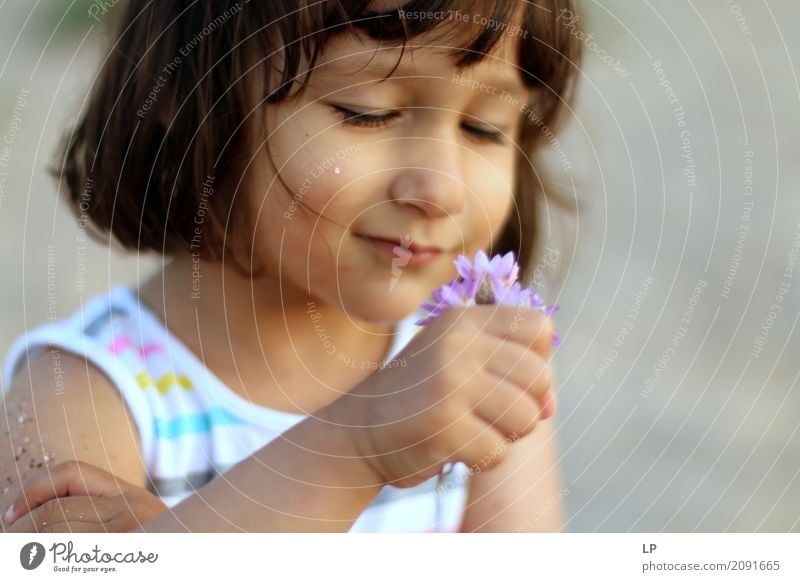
[354,233,445,267]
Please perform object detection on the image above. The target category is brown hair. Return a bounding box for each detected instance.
[53,0,583,284]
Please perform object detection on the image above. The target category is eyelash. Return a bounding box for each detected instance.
[331,106,507,145]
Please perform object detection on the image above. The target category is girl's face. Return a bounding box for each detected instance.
[248,28,530,323]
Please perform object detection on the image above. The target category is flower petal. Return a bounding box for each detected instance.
[474,250,490,273]
[552,331,562,348]
[500,252,516,279]
[454,255,473,279]
[415,250,561,350]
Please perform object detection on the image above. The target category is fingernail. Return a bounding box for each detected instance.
[3,504,15,524]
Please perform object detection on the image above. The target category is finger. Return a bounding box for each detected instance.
[7,496,113,533]
[471,374,541,438]
[539,388,558,420]
[4,461,130,526]
[477,305,555,358]
[448,413,510,471]
[477,334,553,404]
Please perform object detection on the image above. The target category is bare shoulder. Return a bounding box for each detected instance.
[0,347,147,518]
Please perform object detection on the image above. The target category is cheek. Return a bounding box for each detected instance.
[467,163,516,249]
[248,151,362,270]
[261,116,367,223]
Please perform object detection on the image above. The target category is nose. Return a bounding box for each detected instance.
[388,139,466,218]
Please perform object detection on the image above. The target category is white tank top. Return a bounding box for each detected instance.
[2,283,470,532]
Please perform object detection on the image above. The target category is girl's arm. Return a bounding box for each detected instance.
[1,350,384,533]
[458,418,566,532]
[1,349,149,531]
[134,395,383,532]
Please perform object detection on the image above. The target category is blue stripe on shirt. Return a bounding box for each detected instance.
[153,407,246,439]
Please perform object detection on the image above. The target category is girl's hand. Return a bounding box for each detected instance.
[2,460,167,532]
[338,305,557,489]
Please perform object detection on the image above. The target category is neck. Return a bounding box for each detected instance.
[136,254,396,411]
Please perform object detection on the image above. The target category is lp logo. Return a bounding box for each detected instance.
[20,542,46,570]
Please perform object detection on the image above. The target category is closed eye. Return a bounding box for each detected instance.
[331,105,509,145]
[332,105,398,128]
[462,123,507,144]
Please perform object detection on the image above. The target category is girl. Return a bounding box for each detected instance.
[1,0,581,533]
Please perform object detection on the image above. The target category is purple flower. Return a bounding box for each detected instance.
[415,250,561,348]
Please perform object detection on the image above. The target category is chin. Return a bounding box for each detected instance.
[337,282,431,324]
[345,296,423,324]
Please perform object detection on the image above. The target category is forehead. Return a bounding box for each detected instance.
[312,26,528,93]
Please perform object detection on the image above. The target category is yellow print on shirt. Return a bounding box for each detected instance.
[136,371,194,394]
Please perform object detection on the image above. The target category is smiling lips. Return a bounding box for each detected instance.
[355,233,444,267]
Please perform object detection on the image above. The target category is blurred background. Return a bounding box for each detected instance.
[0,1,798,532]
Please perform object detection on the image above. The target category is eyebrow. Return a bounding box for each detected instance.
[464,73,531,97]
[321,56,531,96]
